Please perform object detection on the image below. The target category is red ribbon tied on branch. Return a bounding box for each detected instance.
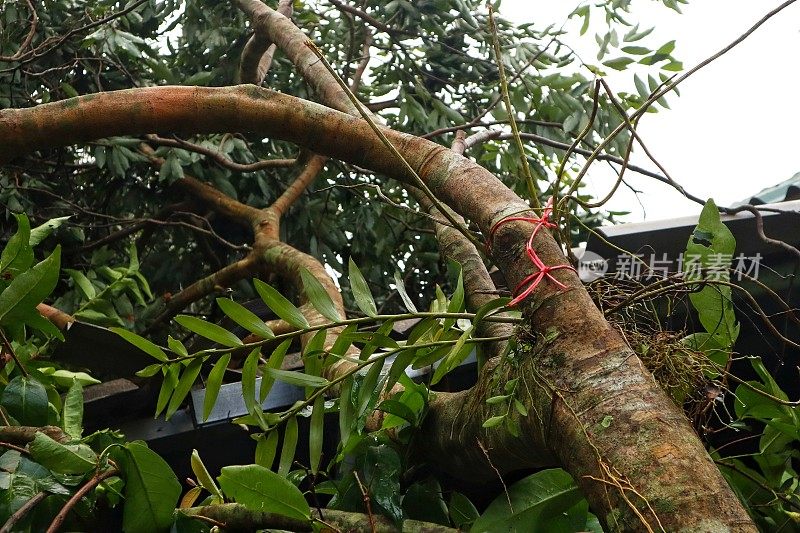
[487,197,576,307]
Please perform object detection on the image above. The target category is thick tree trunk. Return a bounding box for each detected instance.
[0,87,754,531]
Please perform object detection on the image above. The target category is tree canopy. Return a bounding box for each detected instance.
[0,0,798,531]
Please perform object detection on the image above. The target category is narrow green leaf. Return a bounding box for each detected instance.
[218,464,311,520]
[255,431,279,469]
[300,268,341,322]
[253,279,309,329]
[216,298,274,339]
[474,297,511,327]
[393,271,418,313]
[135,364,162,378]
[203,354,231,421]
[155,364,179,417]
[63,379,84,440]
[242,348,261,417]
[175,315,243,348]
[260,340,291,402]
[348,258,377,317]
[264,368,329,388]
[357,360,384,417]
[386,348,414,391]
[309,396,325,474]
[431,326,474,385]
[111,328,168,362]
[338,377,354,447]
[278,416,298,476]
[191,449,222,499]
[166,358,203,420]
[65,269,96,300]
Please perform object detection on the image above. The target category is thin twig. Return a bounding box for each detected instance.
[45,468,118,533]
[304,40,483,248]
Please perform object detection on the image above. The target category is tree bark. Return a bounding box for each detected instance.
[0,86,754,531]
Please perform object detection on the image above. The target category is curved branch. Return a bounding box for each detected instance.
[0,0,38,62]
[0,491,47,533]
[45,468,118,533]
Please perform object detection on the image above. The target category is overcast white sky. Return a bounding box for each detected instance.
[501,1,800,222]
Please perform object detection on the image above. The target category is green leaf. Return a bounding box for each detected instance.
[28,433,96,474]
[471,469,588,532]
[338,377,354,447]
[278,416,298,476]
[357,360,384,417]
[29,216,71,247]
[253,279,309,329]
[361,445,403,523]
[203,353,231,421]
[349,258,377,317]
[63,379,84,440]
[216,298,274,339]
[403,479,449,525]
[218,464,311,520]
[175,315,243,348]
[264,368,329,388]
[136,364,162,378]
[393,271,418,313]
[155,364,180,417]
[166,357,203,420]
[114,442,181,533]
[621,46,650,55]
[482,415,505,428]
[111,327,168,362]
[431,326,474,385]
[255,431,279,469]
[450,491,480,529]
[0,213,33,274]
[167,335,188,357]
[260,340,291,402]
[300,268,341,322]
[377,399,416,424]
[191,449,222,500]
[309,395,325,474]
[242,348,260,418]
[1,376,48,426]
[685,199,739,349]
[603,57,635,71]
[474,297,510,326]
[0,246,61,325]
[65,269,96,300]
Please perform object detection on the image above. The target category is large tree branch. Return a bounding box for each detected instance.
[180,504,459,532]
[0,86,754,531]
[238,0,293,84]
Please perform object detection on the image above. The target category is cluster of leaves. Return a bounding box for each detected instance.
[676,201,800,529]
[0,215,182,531]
